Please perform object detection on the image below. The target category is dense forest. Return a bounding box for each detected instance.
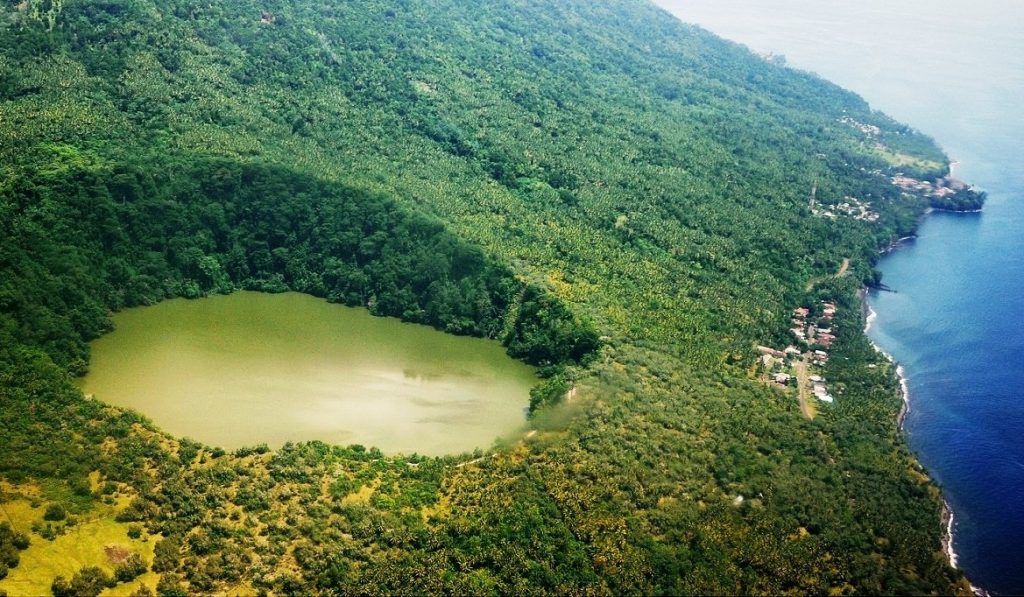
[0,0,982,595]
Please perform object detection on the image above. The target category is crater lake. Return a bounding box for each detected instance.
[79,291,537,456]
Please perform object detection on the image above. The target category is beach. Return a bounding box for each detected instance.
[862,298,909,431]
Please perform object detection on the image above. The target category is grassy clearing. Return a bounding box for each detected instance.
[341,481,379,506]
[870,143,944,173]
[0,494,158,597]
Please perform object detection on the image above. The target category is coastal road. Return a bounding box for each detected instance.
[794,358,816,419]
[806,257,851,291]
[836,257,850,277]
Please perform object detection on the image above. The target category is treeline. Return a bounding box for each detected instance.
[0,150,597,371]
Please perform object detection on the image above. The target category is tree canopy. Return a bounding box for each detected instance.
[0,0,976,594]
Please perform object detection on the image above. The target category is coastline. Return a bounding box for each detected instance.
[945,497,990,597]
[942,502,958,569]
[861,297,909,430]
[927,207,984,215]
[863,291,969,589]
[880,233,918,255]
[864,221,986,594]
[895,363,909,431]
[941,502,989,597]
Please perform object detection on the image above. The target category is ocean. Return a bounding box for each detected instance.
[654,1,1024,593]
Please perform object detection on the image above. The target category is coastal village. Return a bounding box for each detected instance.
[837,114,978,207]
[810,169,972,223]
[891,172,968,201]
[811,194,880,222]
[838,115,882,137]
[757,300,839,418]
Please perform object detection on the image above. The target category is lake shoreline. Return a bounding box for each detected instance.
[80,291,537,457]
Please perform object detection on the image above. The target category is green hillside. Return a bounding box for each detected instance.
[0,0,978,594]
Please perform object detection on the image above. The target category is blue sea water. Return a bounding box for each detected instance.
[869,181,1024,595]
[656,1,1024,593]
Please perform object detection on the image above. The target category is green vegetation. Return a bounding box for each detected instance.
[41,507,65,523]
[0,155,596,375]
[0,0,979,594]
[931,187,986,211]
[0,523,30,581]
[114,554,148,583]
[51,567,114,597]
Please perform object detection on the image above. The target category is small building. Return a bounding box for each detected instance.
[784,346,801,356]
[793,307,810,318]
[809,375,823,383]
[773,373,792,384]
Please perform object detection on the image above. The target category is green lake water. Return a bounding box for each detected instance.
[79,291,537,456]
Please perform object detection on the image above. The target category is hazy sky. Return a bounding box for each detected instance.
[651,0,1023,180]
[652,0,1022,74]
[651,0,1023,106]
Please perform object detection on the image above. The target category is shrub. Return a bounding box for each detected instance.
[52,567,114,597]
[156,573,189,597]
[151,537,180,573]
[115,553,148,582]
